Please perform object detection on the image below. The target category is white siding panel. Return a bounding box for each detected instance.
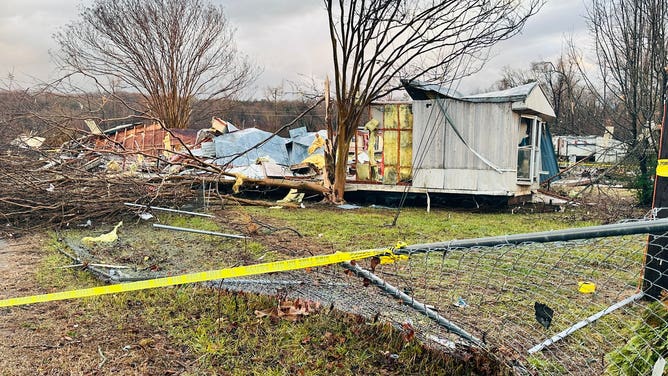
[412,97,523,194]
[436,100,517,170]
[413,168,516,192]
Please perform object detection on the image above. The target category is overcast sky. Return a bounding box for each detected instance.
[0,0,589,97]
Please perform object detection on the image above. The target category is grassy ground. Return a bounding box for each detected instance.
[0,202,651,375]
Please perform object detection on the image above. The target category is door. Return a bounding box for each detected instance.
[517,116,542,183]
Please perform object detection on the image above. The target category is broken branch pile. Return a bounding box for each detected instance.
[0,149,198,235]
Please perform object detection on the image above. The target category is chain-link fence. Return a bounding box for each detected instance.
[220,218,668,375]
[349,219,668,375]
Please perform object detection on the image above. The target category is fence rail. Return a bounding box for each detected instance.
[354,217,668,375]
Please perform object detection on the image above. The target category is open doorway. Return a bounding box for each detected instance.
[517,116,542,183]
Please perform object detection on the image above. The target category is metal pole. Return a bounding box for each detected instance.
[527,292,644,354]
[341,261,485,348]
[124,203,215,218]
[400,218,668,254]
[643,65,668,300]
[153,224,246,239]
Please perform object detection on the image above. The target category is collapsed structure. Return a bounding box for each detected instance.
[46,82,561,204]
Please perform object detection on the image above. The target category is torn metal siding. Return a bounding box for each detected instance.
[93,123,199,157]
[286,129,328,166]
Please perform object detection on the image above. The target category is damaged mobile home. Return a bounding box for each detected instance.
[346,81,559,202]
[80,81,559,204]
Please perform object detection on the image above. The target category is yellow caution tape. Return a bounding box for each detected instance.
[378,242,409,264]
[657,159,668,177]
[379,254,409,264]
[0,248,403,308]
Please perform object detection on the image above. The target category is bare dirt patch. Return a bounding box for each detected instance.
[0,236,193,375]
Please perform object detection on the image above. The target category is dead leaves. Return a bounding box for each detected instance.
[254,298,321,322]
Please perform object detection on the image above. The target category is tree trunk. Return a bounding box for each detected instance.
[332,127,350,203]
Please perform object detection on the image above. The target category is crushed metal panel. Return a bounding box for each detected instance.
[287,130,328,166]
[261,160,292,178]
[213,128,289,167]
[289,127,308,138]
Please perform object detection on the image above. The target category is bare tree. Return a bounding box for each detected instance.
[577,0,668,203]
[497,56,602,135]
[325,0,542,202]
[54,0,256,129]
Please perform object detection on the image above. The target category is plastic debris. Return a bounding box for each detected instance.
[534,302,554,329]
[653,356,666,376]
[81,221,123,245]
[454,297,468,308]
[78,219,92,227]
[578,281,596,294]
[139,212,154,220]
[277,188,304,204]
[427,334,456,349]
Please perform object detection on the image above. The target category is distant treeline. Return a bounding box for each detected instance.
[0,90,326,147]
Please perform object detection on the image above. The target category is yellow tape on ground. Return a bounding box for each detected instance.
[0,249,394,308]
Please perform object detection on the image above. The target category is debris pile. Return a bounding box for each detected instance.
[0,117,330,235]
[0,147,196,235]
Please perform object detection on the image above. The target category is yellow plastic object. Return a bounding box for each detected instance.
[394,241,408,249]
[81,221,123,245]
[657,159,668,177]
[578,281,596,294]
[378,242,409,264]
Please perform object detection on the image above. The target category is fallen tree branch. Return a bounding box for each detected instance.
[219,194,298,208]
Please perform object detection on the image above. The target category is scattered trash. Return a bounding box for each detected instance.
[337,203,361,210]
[81,221,123,246]
[122,345,132,352]
[254,298,321,321]
[427,334,456,349]
[78,219,92,227]
[139,212,154,220]
[653,356,666,376]
[46,183,55,192]
[534,302,554,329]
[277,188,304,204]
[578,281,596,294]
[454,297,468,308]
